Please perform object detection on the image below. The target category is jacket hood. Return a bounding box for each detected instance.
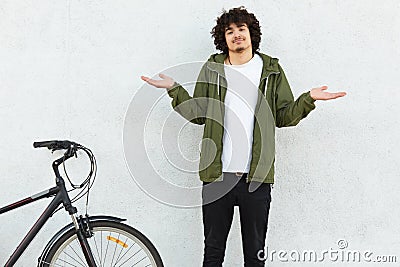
[205,52,280,78]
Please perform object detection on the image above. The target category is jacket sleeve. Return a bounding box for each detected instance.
[275,64,316,127]
[167,64,209,125]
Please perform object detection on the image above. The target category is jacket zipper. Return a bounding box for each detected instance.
[217,74,220,96]
[246,71,279,184]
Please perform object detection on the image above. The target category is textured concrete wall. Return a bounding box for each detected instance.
[1,0,399,266]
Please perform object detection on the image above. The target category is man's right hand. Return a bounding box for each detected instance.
[141,73,175,89]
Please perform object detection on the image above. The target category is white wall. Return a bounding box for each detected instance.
[1,1,399,266]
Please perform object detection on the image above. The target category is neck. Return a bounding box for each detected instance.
[227,49,253,65]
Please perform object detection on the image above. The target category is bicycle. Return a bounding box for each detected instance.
[0,140,164,267]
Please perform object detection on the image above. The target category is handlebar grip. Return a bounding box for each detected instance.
[33,140,78,150]
[33,141,57,148]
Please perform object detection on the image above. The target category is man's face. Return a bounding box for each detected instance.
[224,23,252,54]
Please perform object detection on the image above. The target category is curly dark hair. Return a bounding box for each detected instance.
[211,6,262,54]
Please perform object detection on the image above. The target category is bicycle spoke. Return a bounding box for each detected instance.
[110,233,120,266]
[131,255,146,266]
[55,257,81,267]
[102,231,111,264]
[92,234,102,267]
[59,243,87,267]
[100,230,103,267]
[115,247,143,267]
[113,236,130,266]
[39,260,75,267]
[113,242,136,266]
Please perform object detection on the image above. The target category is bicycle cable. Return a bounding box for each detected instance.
[51,144,97,216]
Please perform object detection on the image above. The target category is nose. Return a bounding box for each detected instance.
[234,31,241,38]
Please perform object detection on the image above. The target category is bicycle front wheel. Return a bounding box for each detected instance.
[41,220,164,267]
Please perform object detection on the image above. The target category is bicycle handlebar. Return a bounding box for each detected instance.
[33,140,95,189]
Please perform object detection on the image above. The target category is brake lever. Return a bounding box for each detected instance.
[50,145,58,153]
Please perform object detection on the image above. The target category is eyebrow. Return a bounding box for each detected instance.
[225,23,247,31]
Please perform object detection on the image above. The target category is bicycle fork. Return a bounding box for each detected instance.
[70,214,97,267]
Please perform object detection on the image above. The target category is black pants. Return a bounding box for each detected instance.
[202,173,272,267]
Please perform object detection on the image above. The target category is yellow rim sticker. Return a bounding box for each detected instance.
[107,236,128,248]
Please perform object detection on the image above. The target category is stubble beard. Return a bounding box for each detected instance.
[235,47,245,53]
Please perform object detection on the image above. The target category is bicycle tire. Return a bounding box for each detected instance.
[40,220,164,267]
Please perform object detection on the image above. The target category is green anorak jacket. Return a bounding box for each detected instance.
[167,52,316,183]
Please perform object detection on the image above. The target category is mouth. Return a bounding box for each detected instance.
[233,38,244,44]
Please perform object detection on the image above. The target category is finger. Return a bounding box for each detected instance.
[145,79,157,87]
[159,73,169,80]
[329,92,346,99]
[335,92,347,97]
[141,76,150,81]
[312,85,328,91]
[144,78,160,87]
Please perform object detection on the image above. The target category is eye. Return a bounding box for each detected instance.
[227,31,233,35]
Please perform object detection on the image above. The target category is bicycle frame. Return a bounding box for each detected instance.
[0,154,97,266]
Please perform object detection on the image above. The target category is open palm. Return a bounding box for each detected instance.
[141,73,175,89]
[310,86,346,100]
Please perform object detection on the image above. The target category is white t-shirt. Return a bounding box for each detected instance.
[221,54,263,172]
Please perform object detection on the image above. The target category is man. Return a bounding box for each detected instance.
[141,6,346,267]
